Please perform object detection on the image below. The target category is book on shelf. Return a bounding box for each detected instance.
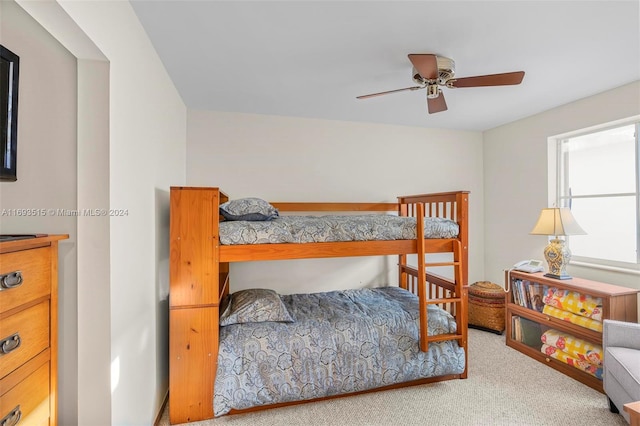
[512,279,523,307]
[523,280,533,309]
[511,278,547,312]
[512,279,529,308]
[512,316,521,341]
[528,283,546,313]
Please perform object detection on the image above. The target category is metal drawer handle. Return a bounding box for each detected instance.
[1,405,21,426]
[0,271,23,290]
[0,333,21,355]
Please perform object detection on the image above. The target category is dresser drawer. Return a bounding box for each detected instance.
[0,301,49,379]
[0,247,51,315]
[0,362,50,426]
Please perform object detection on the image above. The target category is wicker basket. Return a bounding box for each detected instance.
[468,281,506,334]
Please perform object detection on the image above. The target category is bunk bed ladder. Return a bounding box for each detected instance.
[414,203,467,354]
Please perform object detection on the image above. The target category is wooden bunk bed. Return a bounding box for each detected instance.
[168,187,470,424]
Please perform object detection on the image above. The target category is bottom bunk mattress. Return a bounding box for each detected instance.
[214,286,465,416]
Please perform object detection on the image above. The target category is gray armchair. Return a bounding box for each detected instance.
[603,319,640,423]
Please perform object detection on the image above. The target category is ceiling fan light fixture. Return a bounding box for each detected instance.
[426,84,440,99]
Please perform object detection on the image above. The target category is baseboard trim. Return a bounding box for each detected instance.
[154,390,169,426]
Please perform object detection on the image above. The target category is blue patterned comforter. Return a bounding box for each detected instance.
[214,287,465,415]
[219,215,459,245]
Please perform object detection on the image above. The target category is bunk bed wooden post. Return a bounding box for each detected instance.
[455,192,469,286]
[169,187,229,424]
[453,191,469,379]
[416,203,429,352]
[453,239,469,378]
[398,202,409,291]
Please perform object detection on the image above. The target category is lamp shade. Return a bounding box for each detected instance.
[530,208,586,237]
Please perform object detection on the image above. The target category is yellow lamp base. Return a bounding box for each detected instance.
[543,238,573,280]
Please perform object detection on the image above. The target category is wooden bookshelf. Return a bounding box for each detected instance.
[504,270,638,393]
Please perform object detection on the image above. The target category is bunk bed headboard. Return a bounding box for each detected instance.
[169,186,229,308]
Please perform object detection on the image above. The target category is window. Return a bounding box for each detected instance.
[553,119,639,270]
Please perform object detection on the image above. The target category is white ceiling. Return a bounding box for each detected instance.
[130,0,640,132]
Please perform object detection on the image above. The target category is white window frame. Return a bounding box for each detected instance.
[548,116,640,273]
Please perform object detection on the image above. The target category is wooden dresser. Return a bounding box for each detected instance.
[0,235,68,426]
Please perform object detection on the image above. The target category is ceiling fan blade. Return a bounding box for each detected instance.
[356,86,423,99]
[408,54,438,80]
[427,92,448,114]
[449,71,525,88]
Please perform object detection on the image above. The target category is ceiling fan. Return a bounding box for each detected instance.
[357,54,525,114]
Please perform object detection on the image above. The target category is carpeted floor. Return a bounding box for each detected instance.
[159,328,626,426]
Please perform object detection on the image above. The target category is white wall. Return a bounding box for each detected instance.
[483,81,640,293]
[0,1,78,422]
[55,1,187,424]
[76,58,112,424]
[187,110,485,293]
[8,0,187,424]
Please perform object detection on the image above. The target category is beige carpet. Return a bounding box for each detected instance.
[159,328,626,426]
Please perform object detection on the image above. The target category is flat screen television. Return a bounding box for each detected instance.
[0,45,19,182]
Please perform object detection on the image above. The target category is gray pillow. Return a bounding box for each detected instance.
[219,288,294,326]
[219,197,279,221]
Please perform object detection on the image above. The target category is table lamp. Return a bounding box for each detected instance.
[530,207,586,280]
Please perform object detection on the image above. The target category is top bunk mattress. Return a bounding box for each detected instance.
[219,215,459,245]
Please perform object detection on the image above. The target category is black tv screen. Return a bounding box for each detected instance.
[0,45,19,182]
